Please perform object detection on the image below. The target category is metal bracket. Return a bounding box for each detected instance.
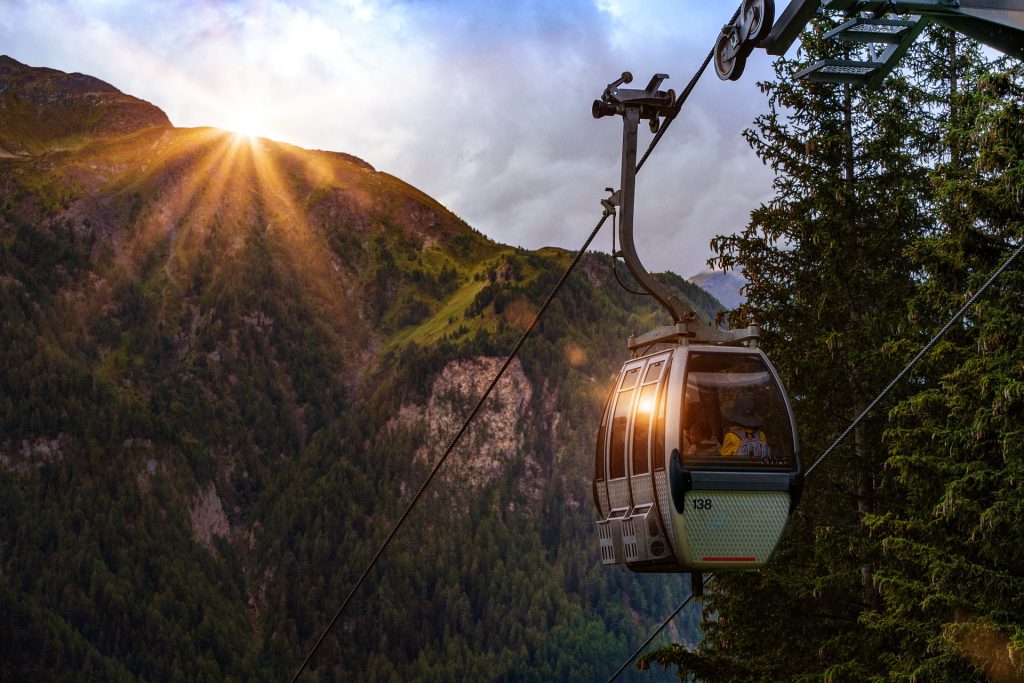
[762,0,821,55]
[601,187,619,217]
[593,72,677,134]
[628,323,762,352]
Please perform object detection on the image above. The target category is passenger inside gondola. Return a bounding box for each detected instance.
[680,351,795,470]
[683,402,720,455]
[719,396,772,461]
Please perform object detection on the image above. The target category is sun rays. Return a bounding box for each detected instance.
[97,119,382,350]
[244,134,360,325]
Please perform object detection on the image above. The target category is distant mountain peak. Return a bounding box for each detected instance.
[688,268,747,310]
[0,55,171,155]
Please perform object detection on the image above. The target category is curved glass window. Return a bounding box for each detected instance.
[652,376,667,471]
[630,357,667,476]
[595,390,612,483]
[680,351,795,470]
[631,384,656,475]
[609,368,639,480]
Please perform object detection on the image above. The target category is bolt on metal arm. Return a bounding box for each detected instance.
[593,73,695,325]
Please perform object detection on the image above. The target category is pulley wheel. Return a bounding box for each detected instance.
[714,28,747,81]
[742,0,775,44]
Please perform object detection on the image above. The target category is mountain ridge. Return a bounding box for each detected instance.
[689,267,746,310]
[0,55,171,156]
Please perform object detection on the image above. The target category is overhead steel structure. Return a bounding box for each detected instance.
[715,0,1024,87]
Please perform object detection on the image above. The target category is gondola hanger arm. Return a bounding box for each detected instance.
[593,72,701,326]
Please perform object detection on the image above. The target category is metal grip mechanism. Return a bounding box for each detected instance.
[592,72,676,135]
[593,71,694,325]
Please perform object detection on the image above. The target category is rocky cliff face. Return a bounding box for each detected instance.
[410,356,539,496]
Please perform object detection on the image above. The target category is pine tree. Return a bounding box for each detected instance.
[862,54,1024,681]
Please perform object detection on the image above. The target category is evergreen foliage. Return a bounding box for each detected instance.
[9,38,1021,682]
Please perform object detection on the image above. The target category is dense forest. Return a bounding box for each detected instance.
[642,21,1024,683]
[0,55,725,681]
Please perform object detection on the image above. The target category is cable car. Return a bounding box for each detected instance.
[593,334,802,573]
[591,70,802,575]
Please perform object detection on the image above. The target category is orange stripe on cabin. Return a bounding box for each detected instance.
[702,557,757,562]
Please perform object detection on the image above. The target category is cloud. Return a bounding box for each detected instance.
[1,0,778,277]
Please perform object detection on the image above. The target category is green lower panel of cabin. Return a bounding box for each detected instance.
[674,490,790,569]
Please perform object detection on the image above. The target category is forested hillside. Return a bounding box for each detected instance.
[0,56,723,681]
[644,23,1024,683]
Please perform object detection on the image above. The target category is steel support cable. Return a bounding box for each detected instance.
[607,238,1023,682]
[290,213,611,682]
[611,210,653,296]
[805,238,1024,477]
[606,574,716,683]
[634,6,742,175]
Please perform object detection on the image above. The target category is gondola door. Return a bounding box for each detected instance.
[595,351,675,567]
[620,353,678,569]
[596,360,642,564]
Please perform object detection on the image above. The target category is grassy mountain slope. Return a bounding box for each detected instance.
[0,57,716,681]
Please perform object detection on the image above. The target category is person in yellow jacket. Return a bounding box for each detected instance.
[719,396,771,461]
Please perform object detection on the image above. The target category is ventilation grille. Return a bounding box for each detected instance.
[623,504,671,564]
[632,473,653,506]
[596,509,628,565]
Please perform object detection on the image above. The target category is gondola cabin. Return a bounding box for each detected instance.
[594,342,801,572]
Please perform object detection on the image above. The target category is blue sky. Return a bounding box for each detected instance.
[1,0,786,277]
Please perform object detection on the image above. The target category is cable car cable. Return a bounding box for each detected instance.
[290,213,611,682]
[634,6,741,176]
[606,574,716,683]
[606,240,1023,680]
[804,238,1024,477]
[610,211,653,296]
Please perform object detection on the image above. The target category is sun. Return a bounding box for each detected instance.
[223,107,266,140]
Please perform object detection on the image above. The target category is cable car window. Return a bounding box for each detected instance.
[652,380,667,471]
[595,391,612,483]
[680,352,795,470]
[643,360,664,384]
[620,367,641,391]
[631,384,657,475]
[609,387,634,479]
